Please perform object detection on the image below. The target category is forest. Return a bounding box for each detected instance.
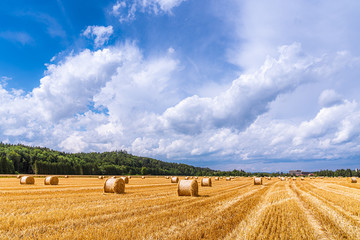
[0,143,246,176]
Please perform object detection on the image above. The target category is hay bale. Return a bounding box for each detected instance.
[351,177,357,183]
[165,176,170,179]
[201,177,212,187]
[142,176,145,179]
[293,177,296,180]
[281,177,285,181]
[194,176,198,179]
[98,176,103,179]
[301,177,305,180]
[20,176,35,185]
[121,176,129,184]
[214,177,219,181]
[178,180,198,196]
[267,177,271,180]
[171,176,179,183]
[44,176,59,185]
[104,178,125,194]
[254,177,262,185]
[64,175,69,178]
[184,176,189,180]
[111,176,117,179]
[17,175,22,179]
[226,177,231,181]
[128,176,131,179]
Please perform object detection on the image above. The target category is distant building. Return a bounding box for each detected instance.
[289,170,302,176]
[289,170,313,176]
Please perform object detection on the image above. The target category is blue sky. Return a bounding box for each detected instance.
[1,0,360,172]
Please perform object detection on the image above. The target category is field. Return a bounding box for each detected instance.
[1,176,360,239]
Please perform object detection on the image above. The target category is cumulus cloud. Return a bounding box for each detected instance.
[159,43,320,134]
[0,42,180,153]
[112,0,187,22]
[318,89,343,108]
[83,25,114,47]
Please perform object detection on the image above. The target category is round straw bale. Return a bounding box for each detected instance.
[254,177,262,185]
[194,176,198,179]
[214,177,219,181]
[267,177,271,180]
[293,177,296,180]
[165,176,170,179]
[20,176,35,184]
[201,177,212,187]
[281,177,285,181]
[142,176,145,179]
[184,176,189,180]
[226,177,231,181]
[301,177,305,180]
[351,177,357,183]
[121,176,129,184]
[44,176,59,185]
[98,176,103,179]
[64,175,69,178]
[178,180,198,196]
[104,178,125,194]
[111,176,117,179]
[17,175,22,179]
[128,176,131,179]
[171,176,179,183]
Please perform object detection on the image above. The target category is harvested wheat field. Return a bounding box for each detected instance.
[1,176,360,239]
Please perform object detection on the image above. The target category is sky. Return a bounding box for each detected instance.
[1,0,360,172]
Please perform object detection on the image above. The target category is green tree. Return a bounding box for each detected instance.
[141,166,148,175]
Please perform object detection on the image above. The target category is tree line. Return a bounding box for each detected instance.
[0,143,247,176]
[1,143,358,177]
[314,169,359,177]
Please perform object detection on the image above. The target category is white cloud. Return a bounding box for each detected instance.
[318,89,343,108]
[83,25,113,47]
[0,42,180,153]
[1,76,12,87]
[159,43,320,134]
[112,0,187,22]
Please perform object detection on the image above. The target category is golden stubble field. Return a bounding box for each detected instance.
[1,176,360,240]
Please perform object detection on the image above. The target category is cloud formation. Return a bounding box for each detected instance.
[2,40,360,172]
[112,0,187,22]
[83,26,114,47]
[160,43,319,134]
